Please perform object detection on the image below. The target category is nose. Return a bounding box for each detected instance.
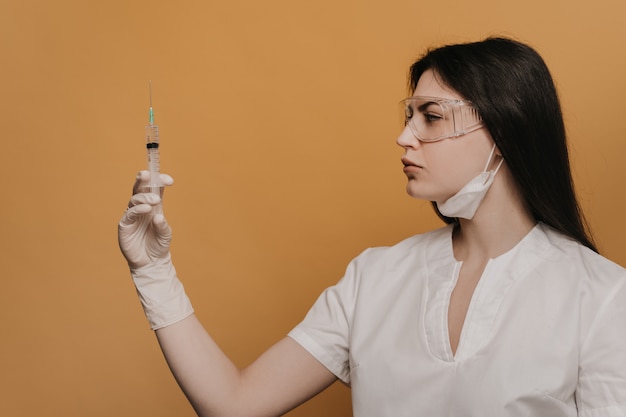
[396,125,420,149]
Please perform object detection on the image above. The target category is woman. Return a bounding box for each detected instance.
[119,37,626,416]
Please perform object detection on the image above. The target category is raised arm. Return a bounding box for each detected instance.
[118,171,337,417]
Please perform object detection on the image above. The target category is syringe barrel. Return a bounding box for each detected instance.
[145,123,162,202]
[145,124,160,174]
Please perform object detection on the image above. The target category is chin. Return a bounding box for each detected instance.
[405,185,429,201]
[405,182,446,203]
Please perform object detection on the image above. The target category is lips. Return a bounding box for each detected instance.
[401,157,423,170]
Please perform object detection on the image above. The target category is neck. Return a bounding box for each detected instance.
[452,167,536,262]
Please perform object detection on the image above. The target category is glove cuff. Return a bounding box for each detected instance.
[130,255,194,330]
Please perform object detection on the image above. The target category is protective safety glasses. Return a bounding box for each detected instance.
[401,96,484,142]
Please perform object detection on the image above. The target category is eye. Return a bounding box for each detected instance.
[419,102,445,124]
[404,105,414,125]
[423,112,443,123]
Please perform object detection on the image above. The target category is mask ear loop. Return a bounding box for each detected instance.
[481,144,505,184]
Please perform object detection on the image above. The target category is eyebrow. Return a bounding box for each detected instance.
[416,100,441,113]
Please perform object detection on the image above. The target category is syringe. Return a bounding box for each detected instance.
[145,81,161,196]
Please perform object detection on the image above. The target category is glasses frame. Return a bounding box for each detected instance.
[401,96,484,142]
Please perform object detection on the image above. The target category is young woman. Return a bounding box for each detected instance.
[119,37,626,416]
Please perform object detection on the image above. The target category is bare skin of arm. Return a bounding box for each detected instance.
[155,314,338,417]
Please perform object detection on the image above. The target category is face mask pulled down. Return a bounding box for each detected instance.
[436,145,504,220]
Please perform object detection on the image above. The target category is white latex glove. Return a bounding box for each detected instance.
[118,170,194,330]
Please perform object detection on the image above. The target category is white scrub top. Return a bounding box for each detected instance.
[288,223,626,417]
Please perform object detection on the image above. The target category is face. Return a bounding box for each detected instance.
[396,69,496,203]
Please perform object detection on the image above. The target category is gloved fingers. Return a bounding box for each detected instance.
[159,173,174,187]
[153,213,170,233]
[132,170,150,194]
[119,203,153,227]
[153,213,173,246]
[128,192,161,209]
[132,171,174,195]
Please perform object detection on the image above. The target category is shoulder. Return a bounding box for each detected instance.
[525,224,626,315]
[352,225,453,268]
[535,223,626,282]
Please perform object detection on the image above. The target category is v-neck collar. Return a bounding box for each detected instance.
[423,223,548,362]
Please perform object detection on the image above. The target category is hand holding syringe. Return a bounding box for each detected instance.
[118,83,193,331]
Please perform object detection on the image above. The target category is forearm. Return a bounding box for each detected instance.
[155,314,243,417]
[155,315,337,417]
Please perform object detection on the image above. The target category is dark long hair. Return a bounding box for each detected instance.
[409,37,597,252]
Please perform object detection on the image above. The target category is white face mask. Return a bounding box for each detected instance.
[436,145,503,220]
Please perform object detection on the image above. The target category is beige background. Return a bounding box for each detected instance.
[1,0,625,415]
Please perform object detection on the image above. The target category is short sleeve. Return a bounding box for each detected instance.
[288,255,363,385]
[577,278,626,417]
